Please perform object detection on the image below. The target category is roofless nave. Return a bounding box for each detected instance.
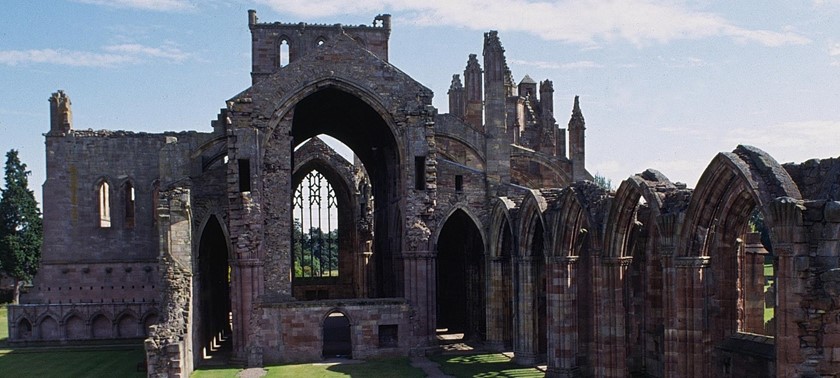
[7,9,840,378]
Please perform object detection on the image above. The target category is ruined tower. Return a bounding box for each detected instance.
[248,10,392,84]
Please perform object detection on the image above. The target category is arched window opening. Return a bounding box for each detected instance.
[279,39,289,67]
[316,38,326,47]
[293,170,339,279]
[124,182,135,228]
[739,208,774,336]
[98,181,111,228]
[17,318,32,340]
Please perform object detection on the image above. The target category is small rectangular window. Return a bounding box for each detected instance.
[414,156,425,190]
[379,325,398,348]
[455,175,463,192]
[238,159,251,192]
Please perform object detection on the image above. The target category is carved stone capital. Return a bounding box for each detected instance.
[674,256,710,268]
[401,250,436,260]
[600,256,633,267]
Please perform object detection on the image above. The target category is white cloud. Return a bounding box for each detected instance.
[725,120,840,162]
[510,59,602,70]
[74,0,195,12]
[0,49,135,67]
[104,43,189,63]
[255,0,810,47]
[814,0,840,6]
[0,43,190,67]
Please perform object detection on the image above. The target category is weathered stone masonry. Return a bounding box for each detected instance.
[8,10,840,378]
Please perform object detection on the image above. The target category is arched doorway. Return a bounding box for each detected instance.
[291,87,402,298]
[436,209,485,342]
[196,215,231,363]
[322,311,352,358]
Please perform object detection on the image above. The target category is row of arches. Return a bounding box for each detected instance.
[15,311,158,341]
[433,145,795,376]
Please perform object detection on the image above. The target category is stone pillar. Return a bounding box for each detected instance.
[592,256,631,377]
[742,232,768,334]
[547,256,579,377]
[768,198,806,378]
[145,187,194,378]
[674,256,710,378]
[485,255,508,351]
[657,212,681,377]
[513,256,537,365]
[403,250,436,353]
[231,258,262,363]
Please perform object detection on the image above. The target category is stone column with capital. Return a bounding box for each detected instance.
[403,250,437,352]
[674,255,711,378]
[513,255,538,365]
[486,255,511,351]
[546,256,579,377]
[592,255,632,378]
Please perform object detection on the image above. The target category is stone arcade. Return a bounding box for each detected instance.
[7,10,840,378]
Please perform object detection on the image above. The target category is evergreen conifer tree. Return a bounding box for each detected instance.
[0,150,43,304]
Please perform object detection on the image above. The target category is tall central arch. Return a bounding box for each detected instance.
[291,86,403,297]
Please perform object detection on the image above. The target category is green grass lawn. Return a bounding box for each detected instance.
[0,345,146,378]
[764,263,775,325]
[193,358,425,378]
[0,304,8,344]
[430,353,544,378]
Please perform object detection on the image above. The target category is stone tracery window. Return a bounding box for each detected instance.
[293,170,339,278]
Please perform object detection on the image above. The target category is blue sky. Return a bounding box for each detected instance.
[1,1,839,205]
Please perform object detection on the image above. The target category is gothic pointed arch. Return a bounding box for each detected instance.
[600,169,676,377]
[511,190,549,365]
[674,145,802,377]
[544,182,609,376]
[435,207,486,342]
[291,137,360,300]
[486,197,517,350]
[194,214,232,366]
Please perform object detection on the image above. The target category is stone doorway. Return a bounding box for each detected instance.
[322,311,352,358]
[436,210,485,343]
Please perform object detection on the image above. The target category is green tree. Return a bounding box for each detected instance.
[594,172,613,191]
[0,150,43,304]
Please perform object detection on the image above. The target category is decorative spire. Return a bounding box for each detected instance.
[449,74,463,91]
[570,95,584,127]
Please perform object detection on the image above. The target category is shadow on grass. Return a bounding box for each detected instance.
[325,358,425,378]
[431,353,544,378]
[193,357,425,378]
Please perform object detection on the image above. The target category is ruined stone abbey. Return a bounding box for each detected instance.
[7,10,840,378]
